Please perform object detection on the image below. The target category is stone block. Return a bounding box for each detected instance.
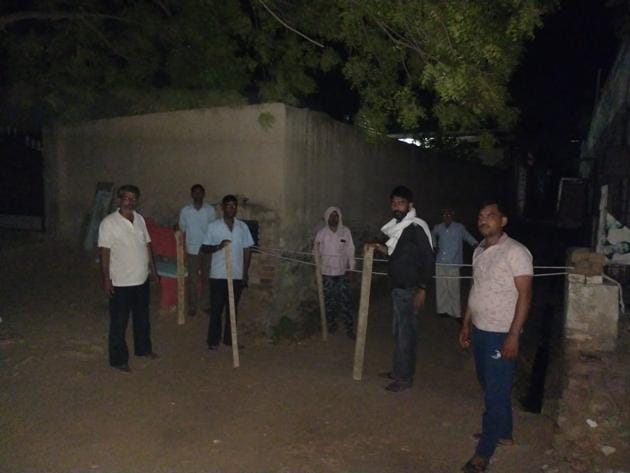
[565,280,619,351]
[568,273,586,284]
[585,275,603,285]
[569,248,591,264]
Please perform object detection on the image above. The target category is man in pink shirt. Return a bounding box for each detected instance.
[458,201,533,473]
[314,207,356,339]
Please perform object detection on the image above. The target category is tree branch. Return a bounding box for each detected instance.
[256,0,324,48]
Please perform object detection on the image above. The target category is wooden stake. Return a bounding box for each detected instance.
[224,242,240,368]
[314,247,328,341]
[175,230,186,325]
[353,245,374,380]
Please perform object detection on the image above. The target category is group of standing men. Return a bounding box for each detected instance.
[98,182,532,473]
[98,184,254,373]
[318,185,533,472]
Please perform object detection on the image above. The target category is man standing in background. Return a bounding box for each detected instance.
[178,184,216,317]
[432,208,478,321]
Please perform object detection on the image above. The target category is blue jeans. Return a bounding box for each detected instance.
[473,327,516,459]
[391,288,418,383]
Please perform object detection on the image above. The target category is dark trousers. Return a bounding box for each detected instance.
[186,252,211,310]
[473,326,516,459]
[108,280,152,366]
[391,287,418,383]
[208,278,243,347]
[323,274,353,332]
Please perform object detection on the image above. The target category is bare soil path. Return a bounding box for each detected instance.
[0,239,554,473]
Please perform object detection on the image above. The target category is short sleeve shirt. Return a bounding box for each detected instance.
[178,203,216,255]
[203,218,254,280]
[468,233,533,332]
[98,210,151,287]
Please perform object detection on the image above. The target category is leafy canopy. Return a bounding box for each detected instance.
[0,0,552,133]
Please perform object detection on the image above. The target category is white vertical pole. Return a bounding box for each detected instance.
[353,245,374,380]
[224,243,240,368]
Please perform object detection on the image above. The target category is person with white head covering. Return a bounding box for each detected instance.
[313,206,356,339]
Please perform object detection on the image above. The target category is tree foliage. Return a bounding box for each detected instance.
[0,0,553,133]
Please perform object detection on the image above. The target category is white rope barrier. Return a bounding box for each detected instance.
[254,245,389,262]
[255,247,568,279]
[253,245,573,271]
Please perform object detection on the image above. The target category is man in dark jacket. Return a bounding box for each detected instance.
[367,185,434,392]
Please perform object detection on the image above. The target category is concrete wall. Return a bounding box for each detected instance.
[44,103,287,241]
[283,107,505,245]
[44,103,506,331]
[265,107,506,328]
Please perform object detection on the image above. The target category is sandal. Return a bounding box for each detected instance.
[462,456,489,473]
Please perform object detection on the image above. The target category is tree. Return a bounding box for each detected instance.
[260,0,553,132]
[0,1,553,134]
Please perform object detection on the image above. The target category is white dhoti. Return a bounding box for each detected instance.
[435,265,461,318]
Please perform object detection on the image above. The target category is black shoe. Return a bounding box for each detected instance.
[113,363,131,372]
[436,313,450,319]
[139,352,159,359]
[208,344,219,351]
[385,380,412,392]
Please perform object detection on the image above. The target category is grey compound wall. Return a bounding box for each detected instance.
[43,103,288,241]
[44,103,505,330]
[282,106,505,247]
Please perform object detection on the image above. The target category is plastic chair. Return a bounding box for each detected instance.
[147,224,186,309]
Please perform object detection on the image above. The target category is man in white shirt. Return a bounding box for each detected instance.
[178,184,216,316]
[98,185,158,372]
[458,201,533,473]
[201,195,254,350]
[431,208,478,320]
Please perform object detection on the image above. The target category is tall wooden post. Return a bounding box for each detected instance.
[353,245,374,380]
[175,230,186,325]
[314,248,328,341]
[224,243,240,368]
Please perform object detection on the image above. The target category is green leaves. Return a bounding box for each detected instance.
[1,0,552,134]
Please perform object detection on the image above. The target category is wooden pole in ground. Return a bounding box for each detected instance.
[224,242,240,368]
[353,245,374,380]
[175,230,186,325]
[314,248,328,341]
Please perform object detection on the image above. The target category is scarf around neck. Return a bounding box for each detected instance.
[380,207,433,255]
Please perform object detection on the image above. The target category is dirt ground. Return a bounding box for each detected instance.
[0,237,555,473]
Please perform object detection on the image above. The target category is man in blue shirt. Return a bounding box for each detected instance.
[178,184,216,317]
[431,208,478,320]
[201,195,254,350]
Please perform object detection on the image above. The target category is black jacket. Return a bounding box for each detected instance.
[388,224,434,289]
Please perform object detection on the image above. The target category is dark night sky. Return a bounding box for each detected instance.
[509,0,621,173]
[305,1,622,176]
